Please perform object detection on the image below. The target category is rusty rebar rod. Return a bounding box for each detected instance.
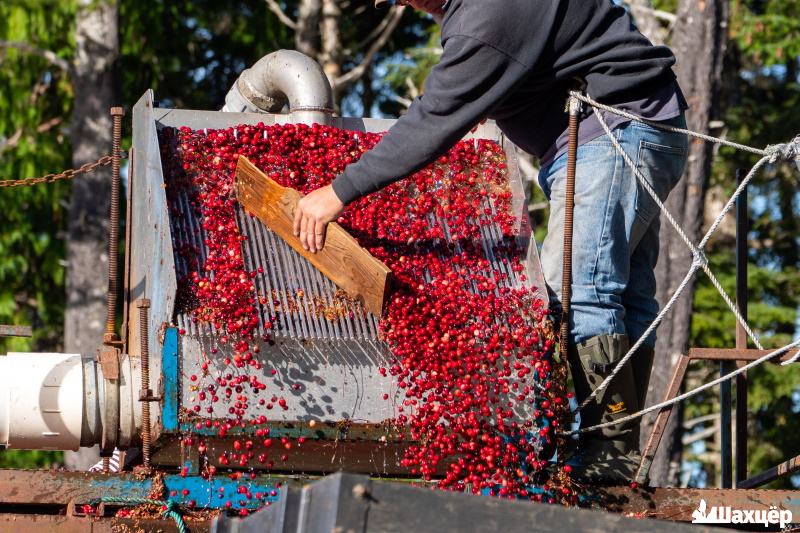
[104,107,124,345]
[559,96,580,361]
[137,298,152,470]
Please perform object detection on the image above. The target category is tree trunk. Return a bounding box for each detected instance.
[295,0,322,58]
[643,0,728,487]
[627,0,667,45]
[63,0,119,471]
[320,0,343,103]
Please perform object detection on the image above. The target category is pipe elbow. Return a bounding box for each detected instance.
[223,50,334,126]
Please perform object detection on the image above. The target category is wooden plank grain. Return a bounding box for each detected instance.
[234,156,391,316]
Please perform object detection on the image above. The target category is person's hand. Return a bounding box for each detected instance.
[292,185,345,253]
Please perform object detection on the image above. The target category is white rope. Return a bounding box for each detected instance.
[698,156,771,250]
[577,106,762,411]
[570,91,769,157]
[563,338,800,435]
[562,93,800,429]
[783,349,800,365]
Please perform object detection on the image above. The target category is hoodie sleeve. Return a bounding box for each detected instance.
[331,35,526,204]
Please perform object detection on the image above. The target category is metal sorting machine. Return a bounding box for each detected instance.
[0,50,548,481]
[2,52,800,532]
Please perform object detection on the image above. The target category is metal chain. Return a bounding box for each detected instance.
[0,155,114,188]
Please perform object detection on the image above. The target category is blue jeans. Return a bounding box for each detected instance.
[538,115,689,348]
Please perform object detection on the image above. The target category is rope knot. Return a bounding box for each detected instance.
[691,249,708,269]
[765,135,800,167]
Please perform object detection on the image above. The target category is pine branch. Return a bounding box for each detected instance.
[333,5,405,89]
[0,40,70,71]
[264,0,297,30]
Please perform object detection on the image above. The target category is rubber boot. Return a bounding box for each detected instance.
[631,343,655,415]
[566,334,643,484]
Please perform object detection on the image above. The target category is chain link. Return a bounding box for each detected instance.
[0,155,115,188]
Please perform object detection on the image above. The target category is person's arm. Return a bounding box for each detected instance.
[332,35,525,204]
[294,35,527,252]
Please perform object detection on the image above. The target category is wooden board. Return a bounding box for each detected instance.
[234,156,391,316]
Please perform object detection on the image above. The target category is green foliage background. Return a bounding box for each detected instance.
[0,0,77,469]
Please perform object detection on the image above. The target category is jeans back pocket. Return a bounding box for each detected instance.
[632,137,689,245]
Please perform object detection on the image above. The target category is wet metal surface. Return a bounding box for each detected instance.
[592,485,800,523]
[127,93,550,462]
[1,469,798,529]
[144,102,547,427]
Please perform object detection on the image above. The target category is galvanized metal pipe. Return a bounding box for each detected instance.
[222,50,334,126]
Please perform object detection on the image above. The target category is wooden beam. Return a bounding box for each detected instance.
[234,156,391,316]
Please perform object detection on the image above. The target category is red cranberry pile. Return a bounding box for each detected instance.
[160,122,575,508]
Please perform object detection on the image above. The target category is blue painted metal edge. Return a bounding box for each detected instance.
[162,327,181,432]
[88,473,281,510]
[161,325,393,440]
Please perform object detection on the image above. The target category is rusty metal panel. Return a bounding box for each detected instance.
[0,470,151,505]
[0,514,206,532]
[592,486,800,523]
[0,514,93,533]
[0,468,280,511]
[152,434,413,475]
[2,470,797,530]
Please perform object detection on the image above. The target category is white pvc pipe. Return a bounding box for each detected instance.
[0,353,85,450]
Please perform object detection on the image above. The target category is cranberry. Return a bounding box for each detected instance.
[159,121,572,507]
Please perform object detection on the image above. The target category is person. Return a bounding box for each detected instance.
[293,0,689,483]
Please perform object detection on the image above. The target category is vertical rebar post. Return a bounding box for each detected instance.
[137,298,152,470]
[735,168,749,485]
[720,357,733,487]
[105,107,125,345]
[560,96,580,361]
